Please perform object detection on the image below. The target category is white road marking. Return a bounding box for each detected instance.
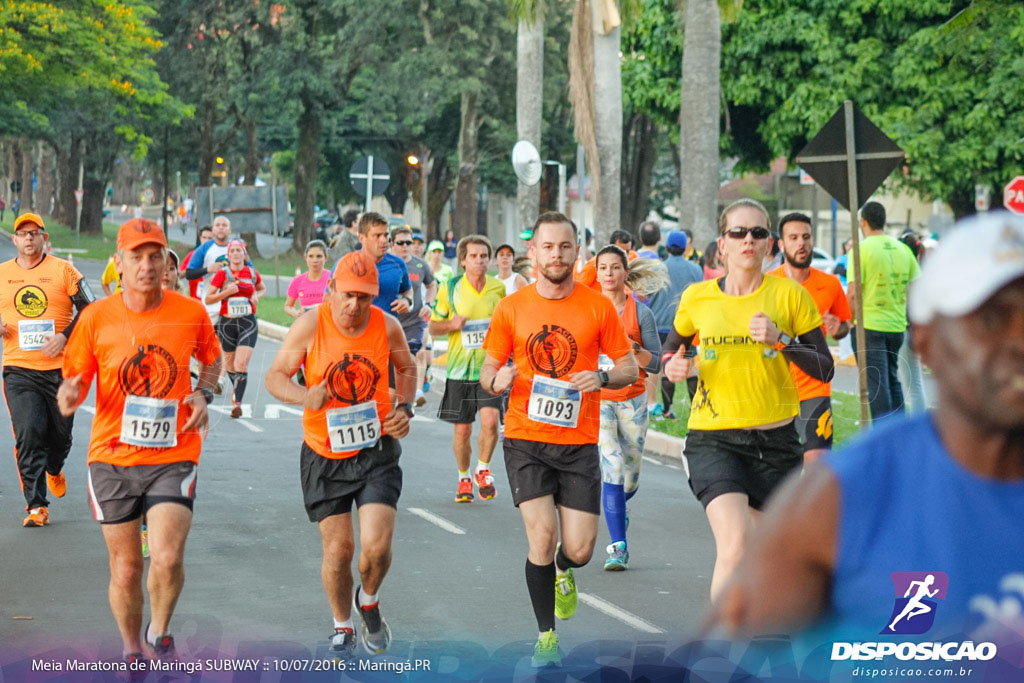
[406,507,466,535]
[411,414,435,423]
[643,455,680,471]
[80,405,96,415]
[263,403,304,419]
[209,405,264,432]
[579,593,665,634]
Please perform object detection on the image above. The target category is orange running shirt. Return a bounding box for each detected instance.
[0,254,82,371]
[600,295,646,402]
[768,266,852,400]
[62,291,221,466]
[483,283,632,444]
[302,304,394,459]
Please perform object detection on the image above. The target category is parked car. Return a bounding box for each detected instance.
[811,247,836,273]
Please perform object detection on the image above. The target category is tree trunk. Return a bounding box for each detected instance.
[679,0,721,248]
[11,140,24,211]
[198,98,216,188]
[516,15,545,232]
[592,25,623,247]
[20,137,35,211]
[243,115,259,185]
[36,142,55,217]
[453,91,480,239]
[426,160,453,242]
[80,141,118,236]
[948,185,974,219]
[80,175,106,235]
[621,113,657,233]
[112,156,138,206]
[54,136,81,228]
[293,95,321,252]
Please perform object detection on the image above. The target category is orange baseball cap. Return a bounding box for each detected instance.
[117,219,167,251]
[14,212,45,231]
[333,251,379,296]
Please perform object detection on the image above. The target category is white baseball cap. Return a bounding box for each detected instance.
[908,211,1024,324]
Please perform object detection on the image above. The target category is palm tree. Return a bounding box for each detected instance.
[514,2,545,233]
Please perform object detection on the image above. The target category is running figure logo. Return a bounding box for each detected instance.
[325,353,381,404]
[883,571,949,635]
[118,345,178,399]
[526,324,578,379]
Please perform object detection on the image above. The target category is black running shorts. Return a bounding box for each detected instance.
[796,396,833,452]
[503,438,601,514]
[300,437,403,523]
[87,461,197,524]
[215,314,258,352]
[683,421,802,510]
[437,378,503,424]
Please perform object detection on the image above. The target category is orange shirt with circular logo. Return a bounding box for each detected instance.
[0,254,82,371]
[302,304,394,459]
[62,291,221,466]
[483,283,632,445]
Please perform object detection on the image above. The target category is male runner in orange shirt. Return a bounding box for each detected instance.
[480,212,638,667]
[1,212,95,527]
[265,251,416,657]
[768,212,851,462]
[58,219,223,666]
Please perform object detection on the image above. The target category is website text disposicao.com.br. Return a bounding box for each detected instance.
[852,665,977,678]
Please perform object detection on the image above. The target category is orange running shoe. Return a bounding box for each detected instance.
[23,506,49,527]
[230,403,243,418]
[47,472,67,498]
[454,478,474,503]
[474,468,496,500]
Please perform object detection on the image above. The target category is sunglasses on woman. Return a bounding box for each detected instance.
[722,226,771,240]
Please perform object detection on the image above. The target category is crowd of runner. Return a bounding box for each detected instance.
[2,201,1021,675]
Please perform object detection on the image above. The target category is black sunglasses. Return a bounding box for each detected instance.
[393,240,413,246]
[723,226,771,240]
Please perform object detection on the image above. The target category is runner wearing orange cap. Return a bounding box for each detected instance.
[265,250,416,657]
[57,218,223,666]
[479,212,639,667]
[204,239,266,417]
[0,212,96,527]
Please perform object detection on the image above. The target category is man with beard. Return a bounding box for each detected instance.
[768,213,851,463]
[480,212,638,667]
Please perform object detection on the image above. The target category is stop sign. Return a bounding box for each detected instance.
[1003,176,1024,215]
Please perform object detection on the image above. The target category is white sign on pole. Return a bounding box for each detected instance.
[74,190,84,206]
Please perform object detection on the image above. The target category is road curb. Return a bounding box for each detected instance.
[258,319,290,342]
[644,428,685,462]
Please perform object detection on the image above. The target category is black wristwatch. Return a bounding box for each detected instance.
[597,370,610,387]
[772,332,793,351]
[197,388,214,405]
[396,402,414,417]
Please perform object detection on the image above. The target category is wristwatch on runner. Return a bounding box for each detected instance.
[196,388,215,405]
[772,332,793,352]
[597,370,610,387]
[396,402,414,417]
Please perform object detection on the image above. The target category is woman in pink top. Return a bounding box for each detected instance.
[285,239,329,317]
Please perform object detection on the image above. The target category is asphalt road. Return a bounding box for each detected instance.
[0,272,718,675]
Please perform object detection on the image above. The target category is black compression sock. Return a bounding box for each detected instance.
[233,372,248,403]
[525,560,556,632]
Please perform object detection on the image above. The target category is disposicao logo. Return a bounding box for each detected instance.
[883,571,948,635]
[831,571,998,663]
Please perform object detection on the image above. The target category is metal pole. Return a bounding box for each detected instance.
[176,171,181,203]
[76,159,83,244]
[811,182,819,251]
[208,185,214,235]
[844,100,870,430]
[271,180,280,297]
[576,144,586,269]
[365,156,374,213]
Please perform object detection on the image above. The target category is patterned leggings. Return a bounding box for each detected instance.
[598,393,648,492]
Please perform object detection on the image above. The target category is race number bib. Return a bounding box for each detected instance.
[597,353,614,372]
[460,318,490,349]
[18,319,54,351]
[326,402,381,452]
[226,297,253,318]
[528,375,581,429]
[120,396,178,449]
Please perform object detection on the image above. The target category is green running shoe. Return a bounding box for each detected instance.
[531,629,561,667]
[554,567,578,620]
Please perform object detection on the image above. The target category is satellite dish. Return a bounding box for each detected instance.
[511,141,542,186]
